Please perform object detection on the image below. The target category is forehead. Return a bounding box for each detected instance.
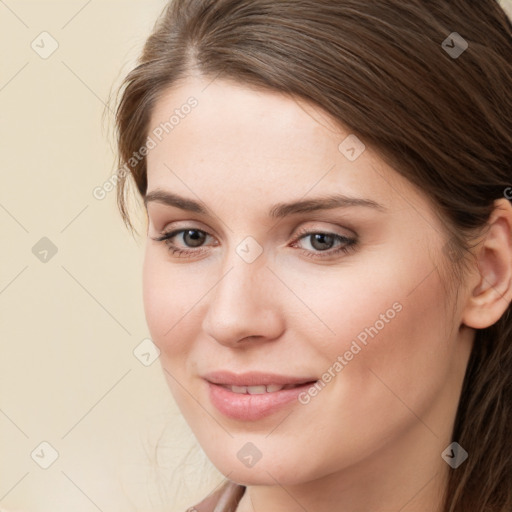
[145,76,426,217]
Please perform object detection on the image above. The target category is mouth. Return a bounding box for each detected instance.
[203,371,318,421]
[218,382,316,394]
[203,370,318,388]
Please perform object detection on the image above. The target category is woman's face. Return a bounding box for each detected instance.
[143,76,474,487]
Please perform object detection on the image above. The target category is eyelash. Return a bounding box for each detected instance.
[152,227,358,260]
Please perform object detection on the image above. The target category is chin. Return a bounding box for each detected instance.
[225,467,299,487]
[208,451,313,487]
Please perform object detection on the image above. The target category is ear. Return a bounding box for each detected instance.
[461,198,512,329]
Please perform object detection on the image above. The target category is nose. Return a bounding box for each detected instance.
[201,252,285,347]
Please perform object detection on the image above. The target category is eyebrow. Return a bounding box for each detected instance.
[144,190,387,218]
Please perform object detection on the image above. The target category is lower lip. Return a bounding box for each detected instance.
[206,381,316,421]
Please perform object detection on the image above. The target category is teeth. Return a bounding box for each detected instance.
[247,385,267,395]
[266,384,285,392]
[227,384,290,394]
[231,385,248,394]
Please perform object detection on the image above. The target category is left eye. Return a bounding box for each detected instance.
[291,231,358,258]
[296,232,348,251]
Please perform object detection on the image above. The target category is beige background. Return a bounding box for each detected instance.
[1,1,511,511]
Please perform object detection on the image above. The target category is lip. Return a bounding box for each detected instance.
[203,371,318,421]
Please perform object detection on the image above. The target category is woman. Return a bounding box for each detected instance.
[112,1,512,510]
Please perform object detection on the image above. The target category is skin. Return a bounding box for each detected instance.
[142,74,512,512]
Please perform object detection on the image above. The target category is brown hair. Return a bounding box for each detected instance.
[112,1,512,510]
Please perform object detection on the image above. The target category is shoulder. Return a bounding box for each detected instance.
[187,481,246,512]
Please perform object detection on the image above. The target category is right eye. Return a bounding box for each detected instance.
[152,228,216,257]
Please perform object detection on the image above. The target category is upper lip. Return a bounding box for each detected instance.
[203,371,317,387]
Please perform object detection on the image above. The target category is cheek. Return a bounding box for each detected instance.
[142,250,212,364]
[302,244,452,398]
[279,259,453,472]
[142,251,188,351]
[315,252,453,426]
[327,247,447,348]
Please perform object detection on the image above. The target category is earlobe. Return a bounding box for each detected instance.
[461,198,512,330]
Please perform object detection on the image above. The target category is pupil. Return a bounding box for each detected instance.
[312,233,333,251]
[185,230,205,247]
